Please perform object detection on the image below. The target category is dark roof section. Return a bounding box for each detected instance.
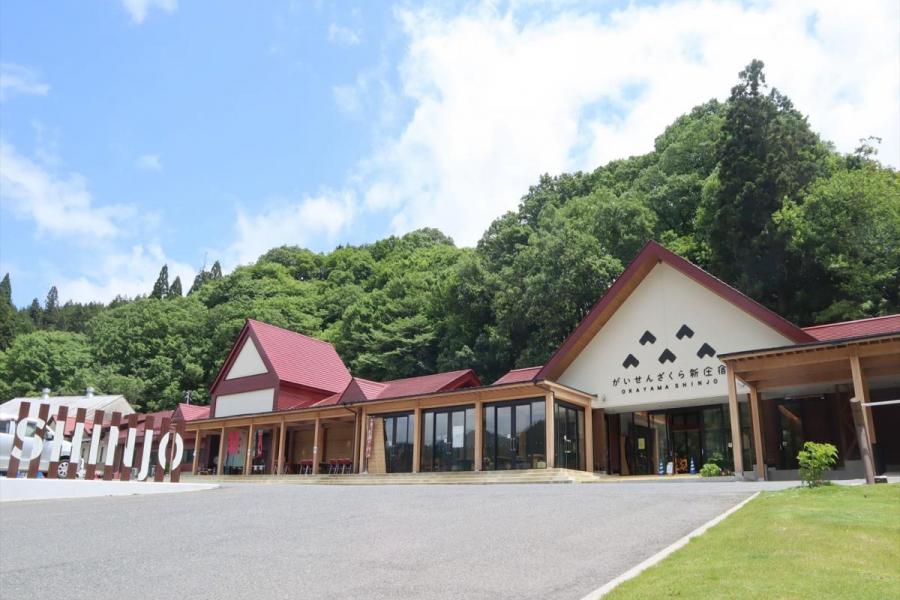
[803,314,900,341]
[314,369,482,407]
[537,240,816,381]
[493,366,542,385]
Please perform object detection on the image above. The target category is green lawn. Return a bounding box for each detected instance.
[607,484,900,599]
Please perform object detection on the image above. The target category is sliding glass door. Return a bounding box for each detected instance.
[554,401,584,470]
[421,406,476,471]
[483,398,546,470]
[382,413,414,473]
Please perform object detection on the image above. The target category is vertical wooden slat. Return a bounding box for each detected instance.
[850,355,876,442]
[67,408,87,479]
[48,404,68,479]
[119,413,138,481]
[84,409,105,480]
[154,417,171,482]
[103,412,122,481]
[6,402,30,479]
[726,368,744,477]
[26,403,50,478]
[170,420,185,483]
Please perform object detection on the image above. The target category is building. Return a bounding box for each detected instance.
[187,241,900,480]
[0,388,135,422]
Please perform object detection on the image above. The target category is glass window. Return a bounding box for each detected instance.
[422,412,434,472]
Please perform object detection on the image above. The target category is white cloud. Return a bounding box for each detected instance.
[328,23,362,46]
[136,153,163,171]
[0,63,50,101]
[336,0,899,246]
[55,244,195,303]
[0,141,132,238]
[226,191,356,267]
[121,0,177,24]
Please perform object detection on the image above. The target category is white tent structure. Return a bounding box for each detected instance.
[0,388,135,421]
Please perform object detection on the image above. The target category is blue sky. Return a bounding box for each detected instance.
[1,0,898,306]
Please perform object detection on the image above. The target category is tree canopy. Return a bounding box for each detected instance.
[1,61,897,411]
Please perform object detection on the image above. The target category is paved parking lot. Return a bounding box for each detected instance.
[0,480,793,600]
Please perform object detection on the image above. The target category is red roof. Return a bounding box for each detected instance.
[211,320,352,394]
[493,366,542,385]
[314,369,482,407]
[174,403,210,422]
[538,240,815,381]
[803,314,900,341]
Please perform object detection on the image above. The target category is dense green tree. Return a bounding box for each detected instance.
[0,330,94,399]
[775,167,900,321]
[28,298,42,324]
[0,274,14,350]
[210,260,223,280]
[43,286,60,328]
[150,265,169,300]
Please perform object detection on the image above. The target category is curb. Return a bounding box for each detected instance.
[579,491,761,599]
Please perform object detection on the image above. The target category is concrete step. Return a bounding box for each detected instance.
[184,468,604,486]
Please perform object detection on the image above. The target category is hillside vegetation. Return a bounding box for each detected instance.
[1,61,897,411]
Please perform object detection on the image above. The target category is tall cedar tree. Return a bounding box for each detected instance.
[43,286,60,328]
[0,274,14,349]
[706,60,827,318]
[169,276,183,298]
[150,265,169,300]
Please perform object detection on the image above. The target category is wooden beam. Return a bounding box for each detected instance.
[357,409,368,473]
[726,367,744,478]
[474,400,483,472]
[850,397,875,484]
[727,338,900,372]
[583,403,593,472]
[217,427,226,475]
[545,392,555,469]
[312,417,322,474]
[849,356,876,443]
[244,424,254,475]
[748,386,765,480]
[350,410,360,474]
[411,406,421,473]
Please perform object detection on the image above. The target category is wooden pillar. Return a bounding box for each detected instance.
[850,356,876,442]
[216,427,226,475]
[748,386,765,481]
[351,411,361,474]
[358,409,368,473]
[726,367,744,478]
[592,408,608,473]
[583,403,594,472]
[545,392,555,469]
[850,398,875,484]
[412,406,422,473]
[244,424,254,475]
[277,418,286,475]
[192,431,202,475]
[474,400,484,472]
[312,417,322,474]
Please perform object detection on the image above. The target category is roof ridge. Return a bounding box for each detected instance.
[247,319,336,347]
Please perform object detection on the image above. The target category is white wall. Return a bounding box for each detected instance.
[559,262,793,412]
[214,388,275,418]
[225,339,268,380]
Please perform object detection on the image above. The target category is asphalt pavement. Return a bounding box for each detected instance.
[0,480,795,600]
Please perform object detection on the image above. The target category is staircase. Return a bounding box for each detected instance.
[184,468,604,485]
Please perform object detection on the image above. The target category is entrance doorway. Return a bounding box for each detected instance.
[554,402,584,470]
[382,413,414,473]
[483,398,546,470]
[421,406,475,471]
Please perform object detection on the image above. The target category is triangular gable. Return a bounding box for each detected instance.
[225,337,268,380]
[539,240,814,383]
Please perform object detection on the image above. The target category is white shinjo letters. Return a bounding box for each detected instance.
[9,413,184,480]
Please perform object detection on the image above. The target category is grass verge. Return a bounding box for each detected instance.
[606,484,900,599]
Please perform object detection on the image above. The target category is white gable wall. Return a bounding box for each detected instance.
[558,262,794,412]
[214,388,275,418]
[225,338,268,380]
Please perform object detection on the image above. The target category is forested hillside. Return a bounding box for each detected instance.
[1,61,897,411]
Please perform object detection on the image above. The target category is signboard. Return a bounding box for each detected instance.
[5,401,186,482]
